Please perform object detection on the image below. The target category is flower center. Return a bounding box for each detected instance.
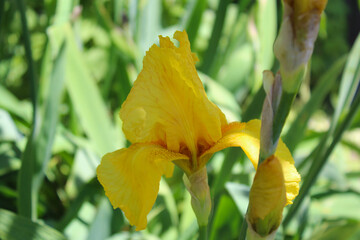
[176,141,212,173]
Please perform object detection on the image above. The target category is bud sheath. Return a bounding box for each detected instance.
[183,167,211,227]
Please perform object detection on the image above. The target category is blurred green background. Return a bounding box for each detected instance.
[0,0,360,239]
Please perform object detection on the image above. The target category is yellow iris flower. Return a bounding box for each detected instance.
[96,30,300,230]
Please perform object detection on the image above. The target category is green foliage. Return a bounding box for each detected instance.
[0,0,359,239]
[0,209,66,240]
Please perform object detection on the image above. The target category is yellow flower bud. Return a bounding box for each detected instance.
[247,156,286,237]
[274,0,328,92]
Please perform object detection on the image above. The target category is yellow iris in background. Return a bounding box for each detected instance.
[96,31,300,231]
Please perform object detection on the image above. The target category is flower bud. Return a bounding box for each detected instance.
[274,0,328,92]
[183,167,211,226]
[247,156,286,237]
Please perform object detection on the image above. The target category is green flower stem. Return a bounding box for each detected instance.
[283,90,360,228]
[199,225,208,240]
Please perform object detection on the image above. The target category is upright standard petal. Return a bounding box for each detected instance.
[200,119,300,204]
[120,31,227,159]
[96,143,188,230]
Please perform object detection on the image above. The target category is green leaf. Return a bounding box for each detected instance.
[179,191,196,236]
[250,0,276,90]
[332,33,360,127]
[284,52,360,228]
[311,193,360,221]
[256,0,276,71]
[0,110,22,176]
[293,197,310,240]
[0,109,23,141]
[225,182,249,216]
[284,55,348,152]
[226,182,251,240]
[201,73,242,122]
[210,194,242,240]
[310,219,360,240]
[217,42,253,91]
[17,39,66,219]
[211,150,243,197]
[210,6,250,80]
[64,202,97,240]
[0,86,31,123]
[106,232,161,240]
[178,219,197,240]
[87,198,113,240]
[65,148,98,198]
[56,178,102,231]
[0,209,66,240]
[284,34,360,228]
[53,0,74,25]
[136,0,162,55]
[242,85,265,121]
[200,0,231,74]
[57,23,123,156]
[0,143,21,177]
[158,179,179,227]
[183,0,207,45]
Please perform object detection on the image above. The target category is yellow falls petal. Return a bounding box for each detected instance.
[200,119,300,204]
[96,143,188,230]
[199,120,260,167]
[120,30,227,157]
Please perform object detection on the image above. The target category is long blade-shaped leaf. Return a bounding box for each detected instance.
[284,55,348,152]
[0,209,66,240]
[0,85,31,122]
[200,0,231,74]
[18,40,67,220]
[63,23,122,155]
[183,0,207,46]
[283,34,360,228]
[332,34,360,127]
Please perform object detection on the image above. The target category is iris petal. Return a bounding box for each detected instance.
[120,31,227,156]
[200,119,300,204]
[96,143,188,230]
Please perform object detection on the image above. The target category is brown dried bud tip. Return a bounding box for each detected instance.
[286,0,327,49]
